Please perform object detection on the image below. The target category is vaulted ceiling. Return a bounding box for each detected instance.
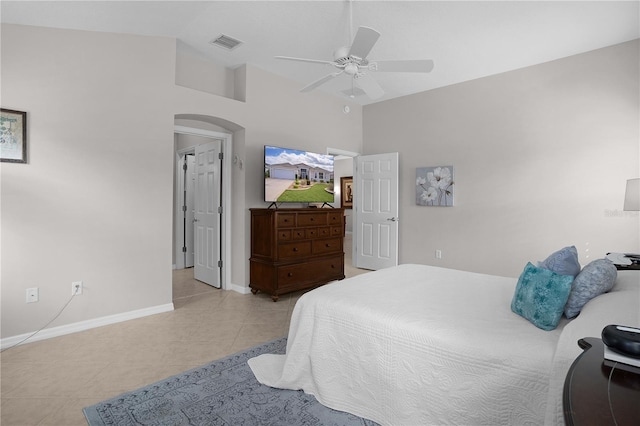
[2,1,638,105]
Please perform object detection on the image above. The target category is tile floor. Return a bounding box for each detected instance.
[1,236,368,425]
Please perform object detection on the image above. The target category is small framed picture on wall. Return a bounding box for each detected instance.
[341,176,353,209]
[1,108,27,163]
[416,166,454,206]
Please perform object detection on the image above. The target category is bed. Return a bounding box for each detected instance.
[248,263,639,426]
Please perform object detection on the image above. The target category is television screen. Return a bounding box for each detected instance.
[264,145,335,204]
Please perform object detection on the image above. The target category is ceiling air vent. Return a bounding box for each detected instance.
[210,34,243,51]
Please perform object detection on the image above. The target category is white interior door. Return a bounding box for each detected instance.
[194,140,222,288]
[185,155,195,268]
[354,152,399,270]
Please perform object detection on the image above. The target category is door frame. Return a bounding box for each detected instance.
[174,125,232,290]
[327,147,360,262]
[176,146,195,269]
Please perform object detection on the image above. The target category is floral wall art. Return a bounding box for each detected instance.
[416,166,454,206]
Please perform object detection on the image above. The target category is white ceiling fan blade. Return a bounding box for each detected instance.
[301,71,343,93]
[354,72,384,100]
[370,59,435,73]
[348,26,380,60]
[275,56,336,66]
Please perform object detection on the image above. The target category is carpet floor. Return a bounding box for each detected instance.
[83,337,378,425]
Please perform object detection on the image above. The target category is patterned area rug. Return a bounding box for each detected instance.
[84,337,378,425]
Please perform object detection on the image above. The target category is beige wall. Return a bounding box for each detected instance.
[175,50,236,100]
[363,40,640,278]
[3,22,635,342]
[1,24,363,340]
[1,25,177,339]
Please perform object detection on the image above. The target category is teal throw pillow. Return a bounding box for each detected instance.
[564,259,617,318]
[538,246,581,277]
[511,262,573,331]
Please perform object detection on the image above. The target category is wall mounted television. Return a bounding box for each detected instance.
[264,145,335,204]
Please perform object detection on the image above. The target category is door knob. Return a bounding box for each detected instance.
[386,217,398,222]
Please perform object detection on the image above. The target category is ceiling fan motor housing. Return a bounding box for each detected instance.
[333,46,351,63]
[334,46,368,76]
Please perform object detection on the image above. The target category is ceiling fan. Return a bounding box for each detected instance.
[275,24,434,100]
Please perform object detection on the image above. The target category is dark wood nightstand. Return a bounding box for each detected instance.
[563,337,640,425]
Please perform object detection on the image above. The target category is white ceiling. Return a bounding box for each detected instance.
[2,1,639,105]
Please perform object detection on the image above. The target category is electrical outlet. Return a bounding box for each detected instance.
[72,281,83,296]
[26,288,39,303]
[435,249,442,259]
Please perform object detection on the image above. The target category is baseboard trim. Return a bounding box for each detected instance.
[0,303,175,350]
[227,282,251,295]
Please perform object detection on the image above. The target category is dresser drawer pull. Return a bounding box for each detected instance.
[325,243,331,248]
[288,272,293,277]
[293,247,298,252]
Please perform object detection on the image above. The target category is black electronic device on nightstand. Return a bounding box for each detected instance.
[606,253,640,270]
[602,325,640,373]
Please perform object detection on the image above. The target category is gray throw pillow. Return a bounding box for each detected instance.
[538,246,581,277]
[564,259,617,318]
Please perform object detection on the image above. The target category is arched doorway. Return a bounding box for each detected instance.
[173,115,243,291]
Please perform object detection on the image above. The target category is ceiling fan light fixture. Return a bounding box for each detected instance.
[344,63,359,75]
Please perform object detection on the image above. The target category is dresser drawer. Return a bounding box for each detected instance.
[278,241,312,259]
[312,237,342,255]
[277,213,296,228]
[278,229,291,241]
[318,226,331,238]
[277,256,344,291]
[331,226,343,236]
[305,228,319,239]
[297,213,327,227]
[292,229,306,240]
[327,212,343,225]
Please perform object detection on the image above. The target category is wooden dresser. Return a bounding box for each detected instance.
[250,208,345,301]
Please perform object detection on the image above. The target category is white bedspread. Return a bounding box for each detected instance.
[249,264,570,426]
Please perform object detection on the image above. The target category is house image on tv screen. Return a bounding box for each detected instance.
[268,162,333,182]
